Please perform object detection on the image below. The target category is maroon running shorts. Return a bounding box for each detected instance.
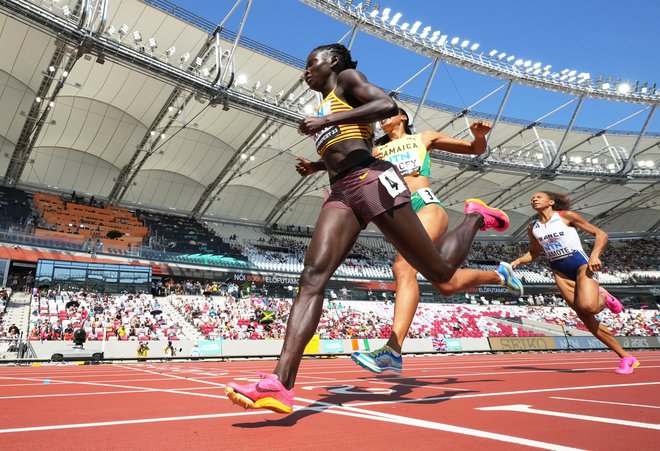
[323,157,411,228]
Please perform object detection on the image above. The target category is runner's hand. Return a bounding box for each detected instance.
[588,256,602,272]
[469,121,492,138]
[299,116,327,135]
[295,157,315,176]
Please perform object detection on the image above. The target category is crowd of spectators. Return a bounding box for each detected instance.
[28,291,183,342]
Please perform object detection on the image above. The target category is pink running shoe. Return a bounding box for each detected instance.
[614,356,640,374]
[599,287,623,314]
[225,372,294,414]
[464,198,510,232]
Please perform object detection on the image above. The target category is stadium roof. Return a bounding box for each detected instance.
[0,0,658,238]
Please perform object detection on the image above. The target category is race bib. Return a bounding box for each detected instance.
[379,168,406,198]
[416,188,439,205]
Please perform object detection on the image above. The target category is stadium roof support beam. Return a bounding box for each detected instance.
[3,0,94,186]
[390,60,435,98]
[436,82,509,132]
[544,95,585,172]
[618,104,657,176]
[491,97,579,150]
[193,78,307,218]
[558,106,652,160]
[411,58,439,128]
[264,172,325,226]
[108,34,225,202]
[476,79,513,162]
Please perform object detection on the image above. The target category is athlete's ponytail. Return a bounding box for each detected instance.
[541,191,573,211]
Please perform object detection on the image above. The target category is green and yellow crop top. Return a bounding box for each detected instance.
[376,133,431,177]
[313,89,373,156]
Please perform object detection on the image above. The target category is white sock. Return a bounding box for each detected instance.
[388,347,401,357]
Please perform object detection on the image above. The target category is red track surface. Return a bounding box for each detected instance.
[0,351,658,450]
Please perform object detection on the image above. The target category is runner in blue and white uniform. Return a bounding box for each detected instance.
[511,191,638,374]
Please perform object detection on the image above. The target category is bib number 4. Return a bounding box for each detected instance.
[379,167,406,198]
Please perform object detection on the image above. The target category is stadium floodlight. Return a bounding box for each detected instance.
[148,37,157,50]
[543,64,552,71]
[568,76,576,82]
[236,74,247,85]
[470,43,480,51]
[514,59,523,67]
[160,133,166,139]
[488,49,498,57]
[201,68,210,77]
[166,46,176,57]
[195,57,203,67]
[523,60,531,68]
[264,84,272,94]
[62,5,70,17]
[35,96,41,103]
[647,161,655,167]
[253,80,261,90]
[381,7,390,21]
[460,39,470,49]
[560,74,568,81]
[561,69,570,75]
[506,55,515,62]
[640,82,648,94]
[533,68,542,75]
[105,26,116,37]
[420,26,431,38]
[607,164,616,170]
[119,24,129,37]
[450,37,460,46]
[249,156,255,161]
[240,153,248,160]
[533,62,541,69]
[437,35,447,46]
[49,101,55,107]
[429,30,440,42]
[62,70,68,78]
[390,12,402,26]
[48,65,56,72]
[498,52,506,60]
[410,21,422,34]
[617,81,631,93]
[568,70,577,77]
[369,8,379,18]
[400,23,409,31]
[133,31,142,43]
[180,52,190,64]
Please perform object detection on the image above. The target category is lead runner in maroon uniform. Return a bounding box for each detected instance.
[225,43,510,414]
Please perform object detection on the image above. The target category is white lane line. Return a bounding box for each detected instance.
[477,404,660,430]
[550,396,660,409]
[116,364,225,387]
[0,376,226,400]
[349,382,660,407]
[293,365,660,388]
[0,392,583,450]
[292,396,583,451]
[0,411,269,434]
[0,386,222,400]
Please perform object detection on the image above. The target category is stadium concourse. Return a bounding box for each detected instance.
[0,0,659,448]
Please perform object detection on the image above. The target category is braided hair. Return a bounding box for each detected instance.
[312,43,358,71]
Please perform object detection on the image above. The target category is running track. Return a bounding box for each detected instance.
[0,351,658,450]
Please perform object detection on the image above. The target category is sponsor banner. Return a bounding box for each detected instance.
[553,336,607,350]
[353,281,397,291]
[230,273,298,285]
[304,334,320,354]
[489,336,557,351]
[198,340,222,356]
[446,338,462,351]
[616,336,660,349]
[322,339,344,353]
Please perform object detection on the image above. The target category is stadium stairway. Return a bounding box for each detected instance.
[3,292,31,339]
[158,296,201,342]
